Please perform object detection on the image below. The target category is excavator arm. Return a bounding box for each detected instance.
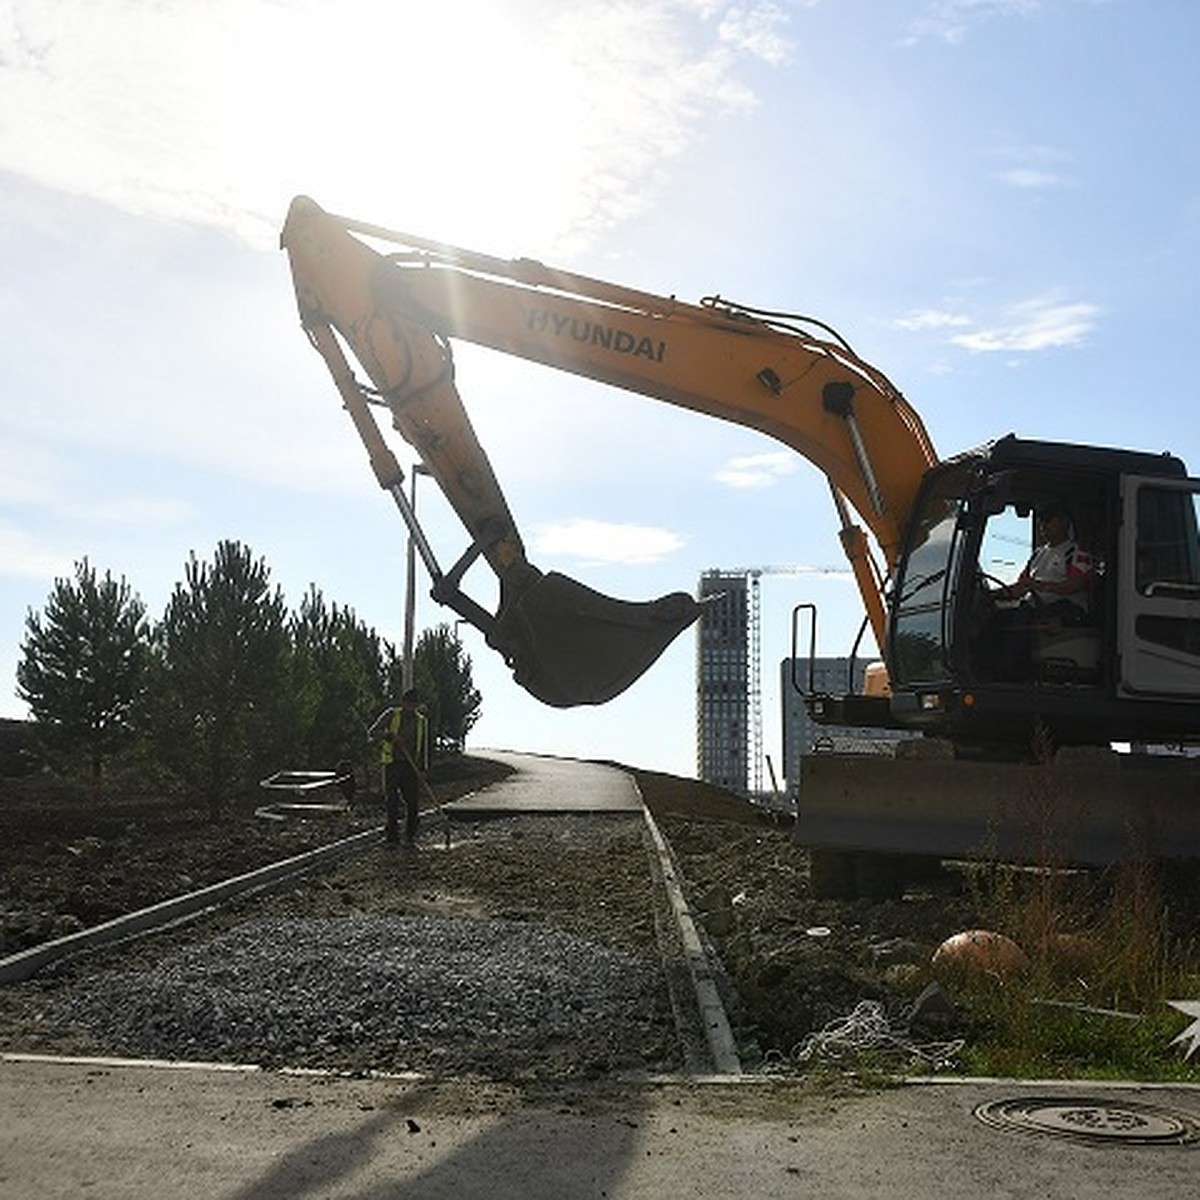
[280,196,938,705]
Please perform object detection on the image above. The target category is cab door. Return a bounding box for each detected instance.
[1118,476,1200,695]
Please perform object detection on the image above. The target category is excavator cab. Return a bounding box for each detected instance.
[886,436,1200,748]
[798,438,1200,880]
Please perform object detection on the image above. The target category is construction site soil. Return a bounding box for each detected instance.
[0,756,991,1078]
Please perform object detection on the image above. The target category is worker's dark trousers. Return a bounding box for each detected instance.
[383,760,420,844]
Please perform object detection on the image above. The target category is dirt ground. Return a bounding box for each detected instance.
[637,769,982,1064]
[0,757,508,953]
[0,757,996,1076]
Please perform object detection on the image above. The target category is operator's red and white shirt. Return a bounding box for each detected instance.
[1027,539,1093,612]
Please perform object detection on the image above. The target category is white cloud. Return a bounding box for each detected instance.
[0,439,62,507]
[0,429,197,528]
[0,519,75,582]
[994,168,1072,189]
[990,143,1076,190]
[713,451,800,489]
[894,308,972,332]
[0,0,793,254]
[902,0,1043,46]
[896,290,1099,357]
[531,518,685,565]
[71,496,198,529]
[718,2,796,65]
[949,295,1099,352]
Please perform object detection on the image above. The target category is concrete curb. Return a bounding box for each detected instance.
[640,802,742,1076]
[0,825,383,985]
[5,1051,1200,1093]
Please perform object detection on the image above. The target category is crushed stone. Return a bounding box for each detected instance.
[60,914,668,1074]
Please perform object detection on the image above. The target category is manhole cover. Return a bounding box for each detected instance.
[974,1097,1200,1146]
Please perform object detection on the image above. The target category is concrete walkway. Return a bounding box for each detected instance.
[3,1057,1198,1199]
[443,750,643,815]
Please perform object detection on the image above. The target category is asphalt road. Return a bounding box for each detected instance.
[3,1057,1199,1199]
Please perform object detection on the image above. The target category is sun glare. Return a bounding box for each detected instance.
[227,1,592,255]
[2,1,768,260]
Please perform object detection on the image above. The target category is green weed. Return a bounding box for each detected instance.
[951,755,1200,1080]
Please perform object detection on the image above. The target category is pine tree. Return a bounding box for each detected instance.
[17,559,148,788]
[146,541,291,817]
[413,623,481,754]
[291,585,389,770]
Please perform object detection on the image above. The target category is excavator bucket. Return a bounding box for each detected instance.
[490,571,701,707]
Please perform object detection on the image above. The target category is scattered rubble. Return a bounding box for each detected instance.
[1,760,988,1077]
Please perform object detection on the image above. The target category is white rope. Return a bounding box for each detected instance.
[790,999,964,1072]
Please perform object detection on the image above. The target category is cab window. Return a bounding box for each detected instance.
[1136,488,1200,596]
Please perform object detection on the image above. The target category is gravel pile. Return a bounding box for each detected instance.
[59,914,672,1075]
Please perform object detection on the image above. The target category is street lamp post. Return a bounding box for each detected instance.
[402,463,432,691]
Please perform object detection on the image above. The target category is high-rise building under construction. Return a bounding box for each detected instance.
[695,571,749,791]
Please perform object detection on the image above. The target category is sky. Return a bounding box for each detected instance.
[2,0,1199,781]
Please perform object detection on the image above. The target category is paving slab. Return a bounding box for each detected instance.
[3,1057,1199,1200]
[442,750,643,816]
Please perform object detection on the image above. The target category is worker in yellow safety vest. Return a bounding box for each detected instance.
[380,688,429,845]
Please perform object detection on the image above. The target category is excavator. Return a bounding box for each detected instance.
[281,196,1200,887]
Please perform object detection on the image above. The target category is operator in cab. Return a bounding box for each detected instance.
[990,503,1095,680]
[1002,504,1094,624]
